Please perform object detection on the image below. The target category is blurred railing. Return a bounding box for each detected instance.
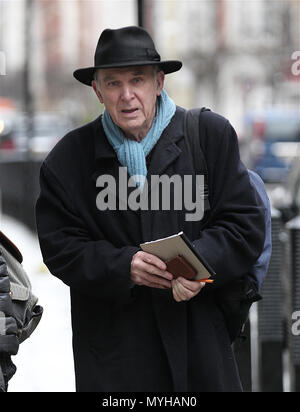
[285,216,300,391]
[0,156,41,231]
[235,210,300,392]
[257,208,285,392]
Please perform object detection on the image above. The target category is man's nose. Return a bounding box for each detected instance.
[120,85,134,101]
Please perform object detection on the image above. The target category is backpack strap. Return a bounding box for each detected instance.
[184,107,211,214]
[0,231,23,264]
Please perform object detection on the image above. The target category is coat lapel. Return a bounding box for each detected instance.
[91,116,139,211]
[138,109,185,242]
[146,130,182,178]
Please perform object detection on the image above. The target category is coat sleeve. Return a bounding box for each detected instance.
[193,116,266,288]
[35,162,140,302]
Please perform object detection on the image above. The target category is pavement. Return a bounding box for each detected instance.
[0,214,75,392]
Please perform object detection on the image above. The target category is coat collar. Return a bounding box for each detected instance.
[146,106,185,177]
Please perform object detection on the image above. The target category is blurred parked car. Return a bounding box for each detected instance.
[0,111,73,161]
[269,157,300,223]
[244,109,300,183]
[0,111,18,157]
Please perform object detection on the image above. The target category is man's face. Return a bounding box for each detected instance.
[92,65,165,141]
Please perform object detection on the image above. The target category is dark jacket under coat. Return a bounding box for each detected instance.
[35,107,265,392]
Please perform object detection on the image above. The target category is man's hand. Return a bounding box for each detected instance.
[171,276,205,302]
[131,251,173,289]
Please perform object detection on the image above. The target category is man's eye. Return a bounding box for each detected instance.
[107,81,118,87]
[132,77,142,84]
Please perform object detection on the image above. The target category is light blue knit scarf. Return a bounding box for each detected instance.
[101,89,176,189]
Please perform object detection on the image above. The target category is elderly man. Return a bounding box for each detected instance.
[36,26,265,392]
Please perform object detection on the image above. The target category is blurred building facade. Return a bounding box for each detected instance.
[148,0,300,136]
[0,0,299,131]
[0,0,137,122]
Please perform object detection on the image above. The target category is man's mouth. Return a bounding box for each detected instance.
[121,108,138,114]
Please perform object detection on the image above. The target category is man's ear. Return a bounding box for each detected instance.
[156,70,165,96]
[92,80,104,103]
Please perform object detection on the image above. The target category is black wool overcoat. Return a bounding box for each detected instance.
[35,107,265,392]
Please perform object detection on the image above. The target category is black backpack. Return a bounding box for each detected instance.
[184,108,271,342]
[0,231,43,391]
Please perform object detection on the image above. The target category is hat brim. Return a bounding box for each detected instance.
[73,60,182,86]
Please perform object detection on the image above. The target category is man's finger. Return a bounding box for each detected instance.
[176,276,206,292]
[171,278,205,302]
[134,271,172,289]
[142,252,167,271]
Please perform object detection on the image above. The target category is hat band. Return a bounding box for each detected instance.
[94,47,161,67]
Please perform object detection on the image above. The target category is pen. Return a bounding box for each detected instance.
[197,278,214,284]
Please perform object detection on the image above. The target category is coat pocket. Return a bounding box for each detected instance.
[215,278,256,343]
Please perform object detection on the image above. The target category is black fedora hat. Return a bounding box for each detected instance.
[73,26,182,86]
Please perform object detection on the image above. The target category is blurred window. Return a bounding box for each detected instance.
[239,1,262,38]
[263,1,284,38]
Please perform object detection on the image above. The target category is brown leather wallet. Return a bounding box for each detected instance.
[166,255,197,280]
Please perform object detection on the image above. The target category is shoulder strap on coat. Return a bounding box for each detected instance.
[184,107,211,213]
